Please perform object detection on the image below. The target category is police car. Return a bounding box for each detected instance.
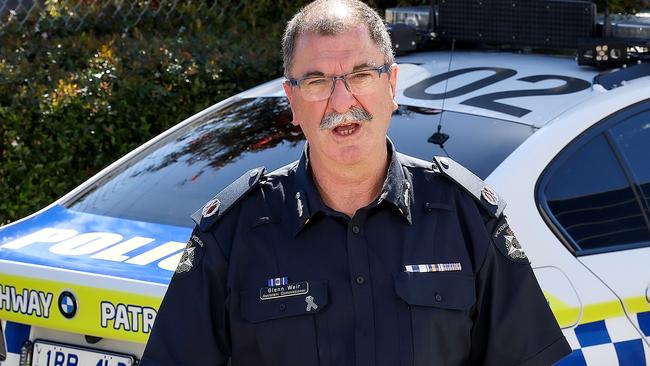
[1,3,650,366]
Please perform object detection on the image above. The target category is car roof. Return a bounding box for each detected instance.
[241,51,602,128]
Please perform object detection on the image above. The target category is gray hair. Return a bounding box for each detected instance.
[282,0,394,78]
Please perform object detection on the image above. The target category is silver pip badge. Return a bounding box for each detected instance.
[202,198,221,218]
[481,185,498,206]
[296,192,304,218]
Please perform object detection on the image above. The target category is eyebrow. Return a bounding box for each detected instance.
[298,62,380,79]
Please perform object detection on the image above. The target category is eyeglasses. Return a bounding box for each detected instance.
[286,64,392,102]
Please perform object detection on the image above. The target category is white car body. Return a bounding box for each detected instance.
[490,76,650,365]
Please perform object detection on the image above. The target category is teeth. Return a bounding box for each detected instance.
[335,123,357,136]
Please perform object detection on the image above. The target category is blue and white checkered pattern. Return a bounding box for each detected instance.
[555,311,650,365]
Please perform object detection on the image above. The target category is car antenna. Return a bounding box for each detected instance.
[428,38,454,155]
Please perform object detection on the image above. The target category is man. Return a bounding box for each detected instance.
[141,0,571,365]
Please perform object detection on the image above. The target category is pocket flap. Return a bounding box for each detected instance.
[394,272,475,310]
[241,280,328,323]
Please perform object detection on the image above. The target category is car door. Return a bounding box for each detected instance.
[537,100,650,365]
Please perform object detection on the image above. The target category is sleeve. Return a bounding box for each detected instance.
[140,227,231,366]
[467,213,572,365]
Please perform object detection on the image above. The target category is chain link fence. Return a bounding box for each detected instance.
[0,0,244,33]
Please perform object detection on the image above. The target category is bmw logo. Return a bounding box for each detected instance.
[58,290,78,319]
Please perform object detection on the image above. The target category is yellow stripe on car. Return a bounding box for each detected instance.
[0,274,162,344]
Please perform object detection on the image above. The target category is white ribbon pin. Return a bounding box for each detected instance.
[305,295,318,312]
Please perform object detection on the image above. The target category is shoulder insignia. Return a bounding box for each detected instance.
[492,216,528,263]
[191,167,266,232]
[396,152,435,170]
[174,232,205,276]
[432,156,506,218]
[266,160,299,179]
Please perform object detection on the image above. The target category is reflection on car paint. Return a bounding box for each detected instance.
[64,98,534,228]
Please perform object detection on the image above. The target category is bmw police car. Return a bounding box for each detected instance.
[1,2,650,366]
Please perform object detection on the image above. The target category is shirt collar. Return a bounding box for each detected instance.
[378,139,413,225]
[292,138,413,236]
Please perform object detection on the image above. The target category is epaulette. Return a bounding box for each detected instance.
[431,156,506,218]
[191,167,266,232]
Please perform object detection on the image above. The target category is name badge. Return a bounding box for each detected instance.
[260,281,309,300]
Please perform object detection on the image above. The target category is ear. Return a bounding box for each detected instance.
[390,63,399,111]
[283,80,300,126]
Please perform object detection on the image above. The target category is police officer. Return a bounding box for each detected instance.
[141,0,572,365]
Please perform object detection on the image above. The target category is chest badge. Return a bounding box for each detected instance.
[260,278,309,301]
[404,263,462,273]
[267,276,288,287]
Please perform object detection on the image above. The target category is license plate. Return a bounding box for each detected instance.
[32,340,135,366]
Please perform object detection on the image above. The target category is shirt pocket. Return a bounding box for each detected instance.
[238,280,330,366]
[394,272,475,366]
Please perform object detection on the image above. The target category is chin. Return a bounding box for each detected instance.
[329,145,368,166]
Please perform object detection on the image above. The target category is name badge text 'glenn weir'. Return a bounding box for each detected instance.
[260,281,309,300]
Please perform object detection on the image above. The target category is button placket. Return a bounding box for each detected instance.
[346,216,376,366]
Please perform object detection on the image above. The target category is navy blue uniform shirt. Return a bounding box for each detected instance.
[141,141,571,366]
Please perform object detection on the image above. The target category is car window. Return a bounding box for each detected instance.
[66,97,533,227]
[390,106,534,179]
[67,98,304,227]
[539,103,650,255]
[609,111,650,213]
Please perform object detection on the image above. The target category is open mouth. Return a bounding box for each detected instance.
[332,123,360,137]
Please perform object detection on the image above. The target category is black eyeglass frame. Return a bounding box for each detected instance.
[285,63,392,95]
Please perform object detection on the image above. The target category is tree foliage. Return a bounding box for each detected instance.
[0,1,309,224]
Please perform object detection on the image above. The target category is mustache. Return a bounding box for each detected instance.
[319,107,373,131]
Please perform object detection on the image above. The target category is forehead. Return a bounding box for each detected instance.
[291,25,384,76]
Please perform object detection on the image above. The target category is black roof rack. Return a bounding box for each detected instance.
[593,62,650,89]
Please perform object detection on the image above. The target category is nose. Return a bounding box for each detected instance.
[328,78,356,113]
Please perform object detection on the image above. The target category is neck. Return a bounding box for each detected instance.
[310,144,389,218]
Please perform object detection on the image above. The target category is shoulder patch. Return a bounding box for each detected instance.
[492,216,528,263]
[432,156,506,218]
[174,231,206,277]
[191,167,266,232]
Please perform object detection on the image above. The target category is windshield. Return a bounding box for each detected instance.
[67,97,534,227]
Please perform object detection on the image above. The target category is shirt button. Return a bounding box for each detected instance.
[352,225,360,234]
[279,303,286,311]
[356,276,365,285]
[435,293,443,302]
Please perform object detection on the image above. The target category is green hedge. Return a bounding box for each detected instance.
[0,1,312,224]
